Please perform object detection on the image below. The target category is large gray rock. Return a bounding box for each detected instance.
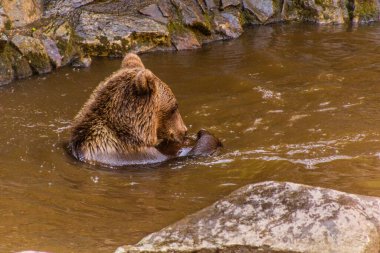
[116,181,380,253]
[75,10,170,56]
[243,0,281,23]
[214,12,243,39]
[0,0,43,28]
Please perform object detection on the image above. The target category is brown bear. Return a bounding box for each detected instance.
[69,53,222,166]
[69,53,188,166]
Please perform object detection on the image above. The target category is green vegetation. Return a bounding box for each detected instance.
[354,0,378,21]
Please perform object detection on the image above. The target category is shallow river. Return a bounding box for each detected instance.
[2,23,380,252]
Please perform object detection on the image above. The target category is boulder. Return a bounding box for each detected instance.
[5,45,33,79]
[243,0,282,23]
[75,10,170,56]
[214,12,243,39]
[0,0,43,28]
[11,35,51,74]
[116,181,380,253]
[171,29,201,50]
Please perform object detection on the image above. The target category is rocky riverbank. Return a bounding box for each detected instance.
[0,0,379,85]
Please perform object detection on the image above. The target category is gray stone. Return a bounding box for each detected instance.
[41,37,62,68]
[204,0,217,10]
[243,0,276,23]
[44,0,94,16]
[1,0,43,28]
[171,0,211,35]
[75,10,169,56]
[220,0,240,10]
[157,0,172,17]
[116,181,380,253]
[171,30,201,50]
[139,4,168,24]
[11,35,52,74]
[214,12,243,39]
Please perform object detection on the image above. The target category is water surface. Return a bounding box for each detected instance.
[2,23,380,252]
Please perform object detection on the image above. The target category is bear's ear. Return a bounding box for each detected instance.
[121,53,145,69]
[132,69,156,96]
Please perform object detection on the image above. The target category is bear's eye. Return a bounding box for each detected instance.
[170,103,178,114]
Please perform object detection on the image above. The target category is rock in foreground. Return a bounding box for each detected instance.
[116,181,380,253]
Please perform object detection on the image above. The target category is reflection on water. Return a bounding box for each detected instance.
[2,23,380,252]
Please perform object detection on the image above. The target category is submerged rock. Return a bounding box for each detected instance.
[71,55,92,68]
[116,181,380,253]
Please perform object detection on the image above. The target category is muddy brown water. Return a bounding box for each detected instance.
[2,23,380,252]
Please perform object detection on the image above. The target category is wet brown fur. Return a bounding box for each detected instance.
[69,53,187,166]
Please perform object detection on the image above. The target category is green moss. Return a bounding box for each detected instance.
[4,20,12,30]
[167,21,187,34]
[315,0,333,8]
[354,0,378,20]
[54,24,81,65]
[1,44,32,79]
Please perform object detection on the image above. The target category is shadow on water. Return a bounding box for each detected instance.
[3,23,380,252]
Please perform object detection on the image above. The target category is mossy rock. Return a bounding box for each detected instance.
[2,43,33,79]
[11,34,52,74]
[353,0,379,23]
[53,22,80,65]
[0,50,14,85]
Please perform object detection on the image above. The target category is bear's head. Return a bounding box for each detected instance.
[92,54,188,148]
